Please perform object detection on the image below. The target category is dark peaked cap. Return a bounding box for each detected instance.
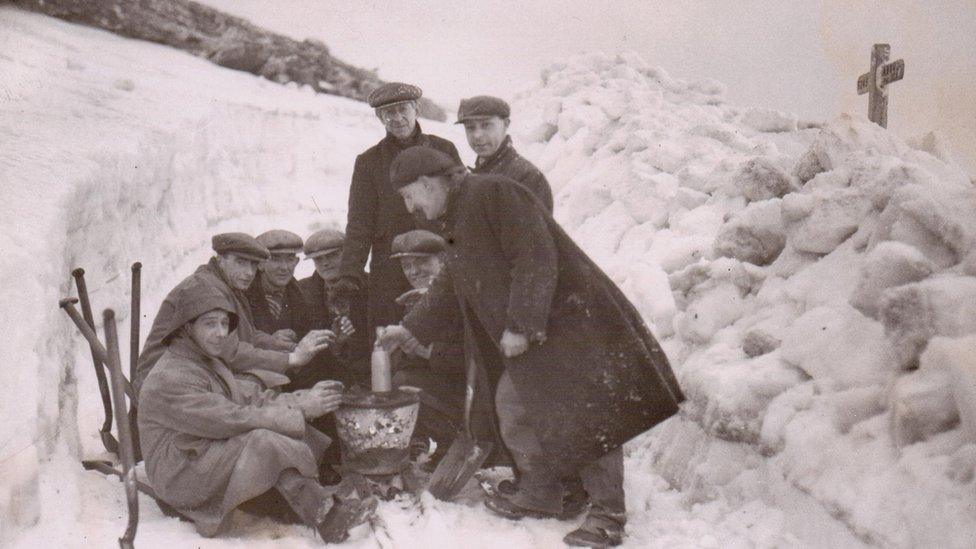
[389,146,462,190]
[368,82,423,108]
[456,95,511,123]
[256,230,303,255]
[391,230,446,257]
[304,228,346,259]
[212,232,270,261]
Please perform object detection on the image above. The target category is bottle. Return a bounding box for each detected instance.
[371,327,392,393]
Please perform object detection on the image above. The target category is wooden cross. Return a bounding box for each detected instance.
[857,44,905,128]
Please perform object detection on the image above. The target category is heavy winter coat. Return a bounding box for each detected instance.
[298,271,370,384]
[245,273,314,339]
[138,314,328,537]
[339,125,462,336]
[403,174,684,471]
[135,258,291,395]
[471,136,553,212]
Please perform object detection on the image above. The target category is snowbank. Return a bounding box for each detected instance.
[513,52,976,547]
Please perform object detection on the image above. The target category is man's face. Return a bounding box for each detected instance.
[186,309,230,357]
[217,253,259,290]
[376,101,418,140]
[463,116,509,158]
[400,255,442,290]
[260,253,299,288]
[398,176,449,221]
[312,251,343,284]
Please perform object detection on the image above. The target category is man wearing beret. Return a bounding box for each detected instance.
[378,147,684,547]
[332,82,463,347]
[135,232,336,396]
[457,95,553,212]
[299,228,370,385]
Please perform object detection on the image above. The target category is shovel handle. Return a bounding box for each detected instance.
[71,270,116,440]
[130,262,141,383]
[104,310,139,548]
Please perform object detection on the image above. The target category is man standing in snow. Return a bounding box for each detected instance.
[135,232,334,395]
[138,278,376,541]
[332,82,463,345]
[457,95,553,212]
[379,147,684,547]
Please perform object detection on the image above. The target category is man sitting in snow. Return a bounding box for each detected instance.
[379,147,684,547]
[137,277,377,542]
[299,228,370,385]
[387,229,469,468]
[457,95,553,212]
[135,232,334,395]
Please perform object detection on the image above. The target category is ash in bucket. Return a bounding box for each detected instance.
[334,386,421,475]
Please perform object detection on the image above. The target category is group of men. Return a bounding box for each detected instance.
[133,81,684,547]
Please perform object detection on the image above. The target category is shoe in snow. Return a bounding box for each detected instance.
[316,494,378,543]
[563,513,625,547]
[484,493,561,521]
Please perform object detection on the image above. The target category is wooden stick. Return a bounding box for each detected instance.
[103,309,139,549]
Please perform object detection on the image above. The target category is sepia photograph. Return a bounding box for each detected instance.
[1,1,975,547]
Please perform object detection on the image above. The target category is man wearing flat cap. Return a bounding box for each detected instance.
[378,147,684,547]
[332,82,463,347]
[135,232,336,396]
[299,228,370,385]
[457,95,553,212]
[246,230,314,345]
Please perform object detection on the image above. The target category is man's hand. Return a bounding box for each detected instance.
[332,315,356,344]
[377,324,414,353]
[296,384,345,419]
[288,329,335,366]
[272,329,298,347]
[500,329,529,358]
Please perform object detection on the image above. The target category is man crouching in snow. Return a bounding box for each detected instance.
[138,278,377,542]
[379,147,685,547]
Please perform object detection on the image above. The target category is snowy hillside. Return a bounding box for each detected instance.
[4,5,976,548]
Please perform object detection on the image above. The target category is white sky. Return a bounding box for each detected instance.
[201,0,976,173]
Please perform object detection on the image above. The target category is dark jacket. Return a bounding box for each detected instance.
[339,124,462,336]
[471,136,553,212]
[136,258,290,395]
[403,174,684,471]
[298,271,370,385]
[245,273,313,339]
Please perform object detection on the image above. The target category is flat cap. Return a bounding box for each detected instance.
[304,228,346,259]
[368,82,422,109]
[389,146,463,190]
[391,230,446,257]
[212,232,270,262]
[256,230,303,255]
[456,95,511,123]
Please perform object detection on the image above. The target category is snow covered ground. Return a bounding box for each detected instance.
[3,6,976,548]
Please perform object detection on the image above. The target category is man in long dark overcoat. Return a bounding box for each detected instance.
[332,82,463,343]
[379,147,684,547]
[457,95,553,212]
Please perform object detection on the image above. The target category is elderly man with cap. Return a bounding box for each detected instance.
[378,147,684,547]
[138,276,376,542]
[135,232,336,395]
[457,95,553,212]
[331,82,463,347]
[299,228,370,384]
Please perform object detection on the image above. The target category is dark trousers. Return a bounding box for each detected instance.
[495,371,625,520]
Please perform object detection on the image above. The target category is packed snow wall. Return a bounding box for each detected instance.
[512,53,976,548]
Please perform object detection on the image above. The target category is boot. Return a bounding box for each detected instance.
[563,512,626,547]
[276,469,377,543]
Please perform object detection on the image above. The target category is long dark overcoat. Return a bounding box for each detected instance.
[339,124,461,338]
[403,174,684,472]
[471,135,554,212]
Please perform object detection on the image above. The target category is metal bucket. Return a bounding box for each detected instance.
[334,387,421,475]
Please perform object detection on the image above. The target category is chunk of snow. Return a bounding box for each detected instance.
[850,241,935,318]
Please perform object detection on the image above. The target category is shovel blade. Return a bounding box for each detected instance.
[428,433,493,501]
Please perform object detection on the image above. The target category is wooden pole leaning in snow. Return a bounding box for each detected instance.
[103,309,139,549]
[857,44,905,128]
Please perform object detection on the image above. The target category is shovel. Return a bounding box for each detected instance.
[428,354,493,501]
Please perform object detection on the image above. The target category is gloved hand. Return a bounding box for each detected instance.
[330,277,360,316]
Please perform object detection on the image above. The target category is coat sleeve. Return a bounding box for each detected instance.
[339,154,376,282]
[530,171,554,213]
[486,181,558,342]
[223,334,290,374]
[402,267,462,346]
[140,368,306,440]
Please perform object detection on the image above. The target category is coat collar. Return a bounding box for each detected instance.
[472,135,515,173]
[168,333,242,401]
[381,122,428,153]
